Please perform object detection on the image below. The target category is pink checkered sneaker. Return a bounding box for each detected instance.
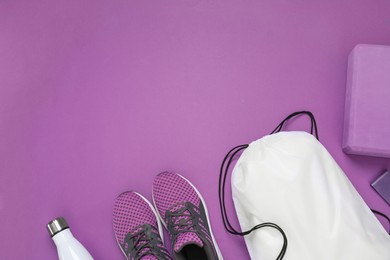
[153,172,223,260]
[113,191,172,260]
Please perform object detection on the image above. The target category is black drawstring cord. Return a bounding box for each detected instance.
[219,144,249,233]
[270,111,319,140]
[372,209,390,234]
[219,144,287,260]
[218,110,319,260]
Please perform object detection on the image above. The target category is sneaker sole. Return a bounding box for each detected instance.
[152,174,224,260]
[113,191,165,260]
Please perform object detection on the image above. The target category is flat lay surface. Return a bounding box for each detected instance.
[1,1,390,259]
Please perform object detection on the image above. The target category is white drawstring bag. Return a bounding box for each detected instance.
[219,112,390,260]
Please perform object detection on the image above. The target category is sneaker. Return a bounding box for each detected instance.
[113,191,172,260]
[152,172,223,260]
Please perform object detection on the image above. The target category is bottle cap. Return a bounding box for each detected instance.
[47,217,69,237]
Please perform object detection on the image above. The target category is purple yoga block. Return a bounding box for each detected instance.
[343,44,390,158]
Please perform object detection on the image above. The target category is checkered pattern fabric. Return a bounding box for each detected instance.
[153,172,200,220]
[113,191,171,260]
[113,191,157,244]
[153,172,215,253]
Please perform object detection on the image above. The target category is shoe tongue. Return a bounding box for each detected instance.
[174,232,204,252]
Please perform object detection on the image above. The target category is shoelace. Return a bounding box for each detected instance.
[123,224,171,260]
[166,202,208,242]
[170,205,196,235]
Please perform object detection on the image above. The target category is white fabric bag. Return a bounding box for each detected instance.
[220,112,390,260]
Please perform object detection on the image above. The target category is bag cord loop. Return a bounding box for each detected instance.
[218,111,318,260]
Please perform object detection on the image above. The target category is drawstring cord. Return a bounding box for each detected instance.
[219,143,288,259]
[372,209,390,233]
[219,111,318,260]
[270,111,319,139]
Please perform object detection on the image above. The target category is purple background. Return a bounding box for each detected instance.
[1,1,390,259]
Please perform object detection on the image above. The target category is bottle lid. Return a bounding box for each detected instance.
[47,217,69,237]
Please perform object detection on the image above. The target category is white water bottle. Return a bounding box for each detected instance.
[47,217,94,260]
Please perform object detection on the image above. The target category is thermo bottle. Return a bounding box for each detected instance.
[47,217,94,260]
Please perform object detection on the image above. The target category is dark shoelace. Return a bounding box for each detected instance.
[166,202,210,244]
[123,224,171,260]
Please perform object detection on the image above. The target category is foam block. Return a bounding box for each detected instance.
[343,44,390,158]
